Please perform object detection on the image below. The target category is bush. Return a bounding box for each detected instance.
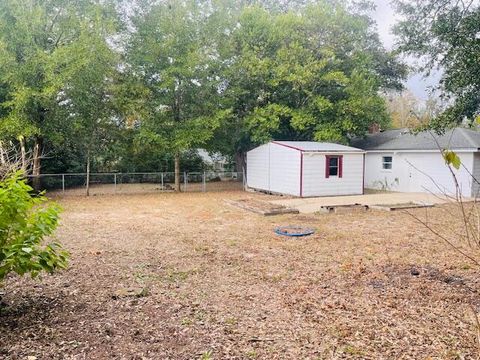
[0,172,68,282]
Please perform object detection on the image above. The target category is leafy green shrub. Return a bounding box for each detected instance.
[0,172,68,282]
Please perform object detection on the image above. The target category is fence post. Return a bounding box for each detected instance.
[161,172,164,191]
[62,174,65,194]
[203,171,206,192]
[184,171,187,192]
[114,173,117,192]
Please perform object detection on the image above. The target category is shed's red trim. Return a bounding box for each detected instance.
[338,155,343,178]
[325,155,330,178]
[325,155,343,178]
[271,141,303,152]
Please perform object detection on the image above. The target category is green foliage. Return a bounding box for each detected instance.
[0,0,98,139]
[393,0,480,125]
[0,0,405,177]
[0,172,68,282]
[200,350,213,360]
[221,2,397,150]
[443,150,461,170]
[126,0,232,181]
[53,11,120,172]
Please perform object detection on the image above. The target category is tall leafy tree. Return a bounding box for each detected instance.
[0,0,118,189]
[127,0,230,191]
[53,9,120,195]
[393,0,480,127]
[216,1,405,170]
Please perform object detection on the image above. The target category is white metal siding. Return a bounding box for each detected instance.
[365,151,475,197]
[302,153,364,197]
[471,152,480,197]
[269,143,301,196]
[246,144,270,191]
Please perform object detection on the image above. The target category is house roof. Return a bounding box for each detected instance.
[351,128,480,151]
[272,141,364,152]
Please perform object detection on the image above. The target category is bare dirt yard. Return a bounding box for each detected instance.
[1,191,480,359]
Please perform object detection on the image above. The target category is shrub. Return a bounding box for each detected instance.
[0,172,68,282]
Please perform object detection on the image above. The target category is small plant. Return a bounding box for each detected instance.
[200,350,213,360]
[371,177,399,191]
[181,317,193,326]
[0,172,68,283]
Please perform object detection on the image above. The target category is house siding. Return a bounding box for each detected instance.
[471,152,480,197]
[302,153,364,197]
[269,143,301,196]
[246,143,270,191]
[246,143,301,196]
[365,151,475,197]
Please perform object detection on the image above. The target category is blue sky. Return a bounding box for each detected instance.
[372,0,441,100]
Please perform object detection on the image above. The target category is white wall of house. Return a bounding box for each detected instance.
[364,151,476,197]
[473,153,480,197]
[302,153,364,197]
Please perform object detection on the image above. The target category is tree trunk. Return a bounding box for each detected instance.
[234,151,246,174]
[86,151,90,196]
[32,136,43,191]
[174,152,181,192]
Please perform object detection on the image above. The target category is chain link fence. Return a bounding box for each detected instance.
[28,171,245,196]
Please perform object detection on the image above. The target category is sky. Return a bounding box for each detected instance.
[371,0,441,100]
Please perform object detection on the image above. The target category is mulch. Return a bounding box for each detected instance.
[0,191,479,359]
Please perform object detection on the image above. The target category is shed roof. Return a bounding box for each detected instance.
[272,141,364,152]
[351,128,480,151]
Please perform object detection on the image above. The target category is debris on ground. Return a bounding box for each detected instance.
[369,202,434,211]
[225,198,299,216]
[318,203,369,214]
[0,191,477,359]
[112,287,149,299]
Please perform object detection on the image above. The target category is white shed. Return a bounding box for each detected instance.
[246,141,365,197]
[352,128,480,198]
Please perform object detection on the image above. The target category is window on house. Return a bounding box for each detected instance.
[325,155,343,178]
[382,156,393,170]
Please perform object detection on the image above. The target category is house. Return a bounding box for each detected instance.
[197,149,228,172]
[352,128,480,197]
[246,141,365,197]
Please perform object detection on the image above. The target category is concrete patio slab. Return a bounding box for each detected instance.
[269,192,457,214]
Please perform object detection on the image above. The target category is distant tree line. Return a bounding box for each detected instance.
[0,0,408,191]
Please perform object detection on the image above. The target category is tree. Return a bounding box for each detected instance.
[393,0,480,128]
[0,0,118,190]
[385,90,422,128]
[127,0,230,191]
[385,91,447,129]
[53,7,120,196]
[216,1,405,170]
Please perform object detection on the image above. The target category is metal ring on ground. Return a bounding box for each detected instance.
[274,226,315,237]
